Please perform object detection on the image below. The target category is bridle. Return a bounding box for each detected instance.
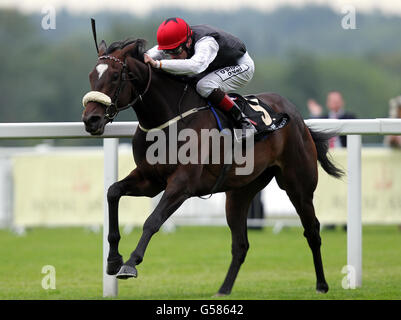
[87,18,152,121]
[97,54,152,121]
[85,19,194,129]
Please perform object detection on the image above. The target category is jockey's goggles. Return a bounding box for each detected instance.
[163,44,185,56]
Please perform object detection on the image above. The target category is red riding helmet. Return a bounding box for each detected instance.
[157,17,192,50]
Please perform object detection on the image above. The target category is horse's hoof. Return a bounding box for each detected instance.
[213,288,231,298]
[106,256,123,275]
[116,264,138,280]
[316,282,329,294]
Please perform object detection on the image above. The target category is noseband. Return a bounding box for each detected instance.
[83,55,152,121]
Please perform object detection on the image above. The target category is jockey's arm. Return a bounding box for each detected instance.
[147,36,219,76]
[146,45,170,61]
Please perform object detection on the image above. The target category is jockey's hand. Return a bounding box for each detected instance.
[144,54,159,68]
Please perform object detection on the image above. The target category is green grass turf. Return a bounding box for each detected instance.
[0,225,400,300]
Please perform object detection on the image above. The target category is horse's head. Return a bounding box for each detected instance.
[82,38,147,135]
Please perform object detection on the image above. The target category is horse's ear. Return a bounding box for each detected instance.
[98,40,107,56]
[121,39,147,62]
[133,39,147,62]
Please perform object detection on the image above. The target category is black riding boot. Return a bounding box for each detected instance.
[228,102,257,141]
[208,89,257,142]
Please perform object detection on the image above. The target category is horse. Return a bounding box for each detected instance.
[81,38,343,296]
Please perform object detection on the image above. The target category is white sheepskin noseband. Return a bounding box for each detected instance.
[82,91,112,108]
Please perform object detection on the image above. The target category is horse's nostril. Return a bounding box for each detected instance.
[87,116,101,126]
[83,116,103,134]
[90,115,101,123]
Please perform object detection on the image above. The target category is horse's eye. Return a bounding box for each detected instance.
[112,72,119,81]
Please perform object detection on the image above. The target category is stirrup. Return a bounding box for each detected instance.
[234,120,257,142]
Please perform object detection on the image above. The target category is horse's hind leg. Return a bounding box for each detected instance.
[216,190,250,296]
[276,166,329,293]
[217,171,275,296]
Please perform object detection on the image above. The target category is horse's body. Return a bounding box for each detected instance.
[82,39,343,295]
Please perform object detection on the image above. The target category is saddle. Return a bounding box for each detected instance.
[211,93,290,139]
[201,93,290,198]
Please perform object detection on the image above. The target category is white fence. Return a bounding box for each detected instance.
[0,118,400,297]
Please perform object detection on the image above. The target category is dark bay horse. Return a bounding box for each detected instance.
[81,38,343,296]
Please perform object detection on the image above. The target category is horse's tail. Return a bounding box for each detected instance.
[308,128,345,179]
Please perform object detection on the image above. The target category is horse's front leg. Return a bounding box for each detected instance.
[106,168,162,275]
[116,173,190,279]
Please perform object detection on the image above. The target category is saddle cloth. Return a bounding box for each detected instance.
[229,93,290,134]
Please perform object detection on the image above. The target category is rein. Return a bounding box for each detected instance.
[83,54,209,131]
[138,105,209,132]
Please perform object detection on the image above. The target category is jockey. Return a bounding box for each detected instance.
[144,17,257,140]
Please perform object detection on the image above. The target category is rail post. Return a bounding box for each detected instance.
[347,135,362,288]
[103,138,119,297]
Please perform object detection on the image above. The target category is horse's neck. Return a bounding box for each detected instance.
[130,59,206,130]
[153,71,206,111]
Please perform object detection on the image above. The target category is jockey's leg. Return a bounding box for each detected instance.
[196,52,257,140]
[208,88,257,141]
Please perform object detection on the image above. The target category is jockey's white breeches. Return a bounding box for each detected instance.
[196,52,255,98]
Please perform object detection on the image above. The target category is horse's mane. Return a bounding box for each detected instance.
[106,38,147,62]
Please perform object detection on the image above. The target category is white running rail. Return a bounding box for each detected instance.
[1,118,400,296]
